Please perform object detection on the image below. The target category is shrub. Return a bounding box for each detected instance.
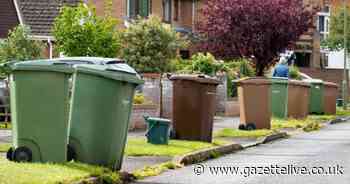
[0,25,43,75]
[289,66,301,80]
[191,52,224,76]
[121,16,186,73]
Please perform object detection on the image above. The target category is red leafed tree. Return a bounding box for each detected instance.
[196,0,314,76]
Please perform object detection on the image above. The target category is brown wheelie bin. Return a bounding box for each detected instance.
[170,75,221,142]
[237,78,271,130]
[288,80,310,119]
[323,82,338,115]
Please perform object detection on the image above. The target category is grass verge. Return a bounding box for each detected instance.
[214,129,275,138]
[132,162,181,179]
[272,117,325,132]
[336,108,350,116]
[0,157,120,184]
[0,143,10,152]
[125,138,228,157]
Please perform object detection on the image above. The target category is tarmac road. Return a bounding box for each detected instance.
[134,122,350,184]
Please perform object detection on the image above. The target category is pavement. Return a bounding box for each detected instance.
[133,121,350,184]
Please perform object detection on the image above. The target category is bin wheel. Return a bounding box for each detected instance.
[238,124,246,130]
[6,147,13,161]
[246,123,256,131]
[13,146,32,162]
[67,145,76,161]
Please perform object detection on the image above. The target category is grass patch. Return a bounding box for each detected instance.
[0,157,120,184]
[132,162,181,179]
[125,138,227,157]
[214,129,275,138]
[272,117,324,132]
[0,143,10,152]
[336,108,350,116]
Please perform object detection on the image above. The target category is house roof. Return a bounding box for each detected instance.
[17,0,79,37]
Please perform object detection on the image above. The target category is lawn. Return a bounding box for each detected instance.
[0,157,120,184]
[214,129,275,138]
[0,143,10,152]
[125,138,227,157]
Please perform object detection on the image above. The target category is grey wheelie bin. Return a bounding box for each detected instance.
[6,60,76,163]
[68,64,143,170]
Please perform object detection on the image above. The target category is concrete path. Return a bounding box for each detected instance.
[133,122,350,184]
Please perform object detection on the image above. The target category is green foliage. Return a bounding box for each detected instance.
[169,58,193,73]
[225,58,254,97]
[53,3,120,57]
[0,25,43,75]
[191,53,224,76]
[238,59,255,77]
[121,16,186,73]
[322,7,350,51]
[289,66,301,80]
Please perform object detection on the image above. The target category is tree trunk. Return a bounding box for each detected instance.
[256,64,265,76]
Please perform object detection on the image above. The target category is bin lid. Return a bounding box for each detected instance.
[236,77,272,86]
[288,80,310,87]
[75,64,144,85]
[270,77,289,84]
[323,81,338,88]
[170,75,221,85]
[52,57,125,65]
[303,79,323,84]
[10,60,80,73]
[146,117,171,123]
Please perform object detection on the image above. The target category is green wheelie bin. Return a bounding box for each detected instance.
[68,64,143,170]
[6,60,76,163]
[144,116,171,145]
[270,77,289,118]
[304,79,324,114]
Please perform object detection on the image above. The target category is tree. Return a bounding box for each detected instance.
[0,25,43,75]
[53,3,120,57]
[322,7,350,51]
[121,16,186,73]
[121,16,186,117]
[196,0,313,76]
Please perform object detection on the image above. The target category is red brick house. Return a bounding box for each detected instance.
[0,0,79,58]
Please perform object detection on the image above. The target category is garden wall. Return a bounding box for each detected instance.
[129,104,159,130]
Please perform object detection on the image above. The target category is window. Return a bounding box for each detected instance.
[128,0,150,18]
[317,5,330,41]
[163,0,172,22]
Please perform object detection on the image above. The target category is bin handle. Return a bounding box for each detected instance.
[145,121,158,137]
[53,62,70,65]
